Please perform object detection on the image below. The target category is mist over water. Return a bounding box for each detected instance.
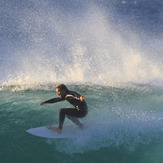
[1,0,163,88]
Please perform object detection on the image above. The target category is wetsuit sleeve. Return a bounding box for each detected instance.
[44,97,64,103]
[65,95,80,101]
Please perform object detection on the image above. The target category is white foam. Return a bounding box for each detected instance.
[1,1,163,88]
[47,107,163,154]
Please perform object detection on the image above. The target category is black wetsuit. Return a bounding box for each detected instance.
[44,90,88,129]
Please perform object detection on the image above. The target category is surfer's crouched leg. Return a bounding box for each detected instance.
[59,109,67,129]
[59,108,86,129]
[67,115,83,129]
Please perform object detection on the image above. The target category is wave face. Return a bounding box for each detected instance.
[0,84,163,163]
[1,0,163,87]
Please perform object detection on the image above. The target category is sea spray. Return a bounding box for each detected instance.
[1,0,163,87]
[49,108,163,154]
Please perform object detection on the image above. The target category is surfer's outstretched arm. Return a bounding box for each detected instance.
[40,97,64,105]
[40,101,45,105]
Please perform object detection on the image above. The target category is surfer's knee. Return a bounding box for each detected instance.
[67,115,70,119]
[60,108,64,113]
[67,115,73,120]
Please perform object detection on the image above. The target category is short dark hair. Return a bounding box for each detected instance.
[56,84,68,92]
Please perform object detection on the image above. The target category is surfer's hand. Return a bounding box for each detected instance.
[80,96,85,101]
[40,101,45,105]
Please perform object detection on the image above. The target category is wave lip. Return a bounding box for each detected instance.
[1,0,163,87]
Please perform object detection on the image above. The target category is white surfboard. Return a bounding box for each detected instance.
[26,124,84,139]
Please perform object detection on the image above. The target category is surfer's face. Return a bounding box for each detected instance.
[56,88,66,98]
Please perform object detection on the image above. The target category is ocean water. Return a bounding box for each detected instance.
[0,0,163,163]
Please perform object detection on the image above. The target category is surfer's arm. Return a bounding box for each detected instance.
[40,97,64,105]
[66,95,85,101]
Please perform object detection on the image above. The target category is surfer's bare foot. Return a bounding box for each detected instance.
[47,126,62,134]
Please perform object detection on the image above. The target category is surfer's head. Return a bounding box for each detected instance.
[56,84,68,98]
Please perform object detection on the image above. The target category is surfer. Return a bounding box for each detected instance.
[40,84,88,134]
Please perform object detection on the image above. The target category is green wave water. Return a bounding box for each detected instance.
[0,84,163,163]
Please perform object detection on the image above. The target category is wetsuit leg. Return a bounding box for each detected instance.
[59,108,86,129]
[67,115,83,128]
